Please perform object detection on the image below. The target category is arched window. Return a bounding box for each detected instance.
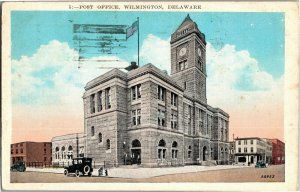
[55,147,59,159]
[220,147,224,158]
[68,146,73,159]
[98,132,102,143]
[132,139,141,148]
[91,126,95,136]
[106,139,111,150]
[171,141,178,159]
[61,146,65,159]
[188,145,192,158]
[157,139,167,159]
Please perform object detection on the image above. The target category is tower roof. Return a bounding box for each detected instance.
[176,14,199,32]
[171,14,206,44]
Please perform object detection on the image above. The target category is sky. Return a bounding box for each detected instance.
[11,11,284,143]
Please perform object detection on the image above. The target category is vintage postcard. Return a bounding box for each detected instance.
[1,1,299,191]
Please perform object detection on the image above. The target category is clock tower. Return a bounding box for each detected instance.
[170,14,207,103]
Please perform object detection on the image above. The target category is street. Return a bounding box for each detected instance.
[10,164,284,183]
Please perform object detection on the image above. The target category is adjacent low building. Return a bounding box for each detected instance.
[234,137,272,165]
[51,133,86,166]
[11,141,52,166]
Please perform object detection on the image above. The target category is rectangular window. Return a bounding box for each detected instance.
[21,148,23,153]
[97,91,102,112]
[244,140,247,144]
[90,94,96,113]
[105,87,111,109]
[172,149,178,159]
[178,60,188,71]
[158,105,166,126]
[131,84,141,101]
[238,148,241,153]
[238,140,241,145]
[244,147,248,153]
[250,140,253,144]
[171,92,178,106]
[251,147,253,152]
[16,149,18,154]
[188,105,192,135]
[171,110,178,129]
[11,149,13,154]
[132,109,141,126]
[198,109,204,133]
[157,86,166,101]
[44,157,47,161]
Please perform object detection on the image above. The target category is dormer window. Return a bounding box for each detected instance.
[176,28,190,38]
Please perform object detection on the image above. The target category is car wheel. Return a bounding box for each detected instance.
[83,165,91,175]
[64,169,68,176]
[75,170,80,177]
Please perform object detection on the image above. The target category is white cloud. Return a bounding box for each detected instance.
[12,40,129,110]
[206,42,283,112]
[140,34,171,74]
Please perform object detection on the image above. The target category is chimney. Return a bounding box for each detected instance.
[125,61,138,71]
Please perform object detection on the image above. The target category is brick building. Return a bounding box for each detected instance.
[82,15,230,167]
[270,139,285,164]
[11,141,52,166]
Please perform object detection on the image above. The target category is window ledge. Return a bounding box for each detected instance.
[131,99,141,105]
[157,100,165,106]
[171,106,178,110]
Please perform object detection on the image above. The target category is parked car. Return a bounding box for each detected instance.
[11,161,26,172]
[64,157,93,177]
[255,161,267,168]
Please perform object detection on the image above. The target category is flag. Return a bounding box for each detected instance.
[126,20,138,39]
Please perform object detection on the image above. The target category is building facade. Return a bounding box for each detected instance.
[234,137,272,165]
[51,133,86,166]
[229,141,235,164]
[271,139,285,164]
[11,142,52,166]
[82,15,230,167]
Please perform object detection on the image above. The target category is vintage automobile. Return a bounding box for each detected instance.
[64,157,93,177]
[10,161,26,172]
[255,161,267,168]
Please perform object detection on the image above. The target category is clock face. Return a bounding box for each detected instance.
[197,48,202,57]
[179,47,187,56]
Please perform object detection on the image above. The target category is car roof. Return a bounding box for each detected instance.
[73,157,92,160]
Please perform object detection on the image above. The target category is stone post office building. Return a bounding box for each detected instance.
[52,15,230,167]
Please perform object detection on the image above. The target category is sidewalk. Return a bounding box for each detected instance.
[26,165,249,179]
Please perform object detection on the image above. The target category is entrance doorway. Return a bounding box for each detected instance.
[203,146,207,161]
[250,156,254,164]
[131,139,141,165]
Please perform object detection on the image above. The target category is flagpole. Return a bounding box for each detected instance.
[137,17,139,66]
